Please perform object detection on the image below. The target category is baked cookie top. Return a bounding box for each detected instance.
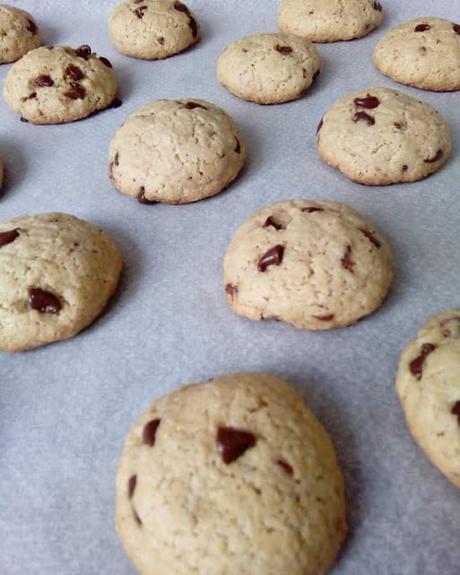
[317,87,451,185]
[278,0,383,42]
[396,310,460,489]
[116,372,347,575]
[3,45,118,124]
[217,33,320,104]
[0,4,41,64]
[0,212,122,352]
[373,17,460,92]
[224,200,393,330]
[109,98,246,205]
[109,0,200,60]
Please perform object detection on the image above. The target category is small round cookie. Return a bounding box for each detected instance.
[0,213,122,352]
[278,0,383,43]
[217,33,320,105]
[224,200,393,330]
[109,0,200,60]
[109,99,246,205]
[116,373,347,575]
[373,18,460,92]
[396,310,460,489]
[3,45,118,124]
[317,87,451,185]
[0,4,41,64]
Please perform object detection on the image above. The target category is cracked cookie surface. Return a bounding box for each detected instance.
[0,4,41,64]
[373,18,460,92]
[3,45,118,124]
[0,212,122,352]
[396,310,460,489]
[109,0,200,60]
[217,33,320,104]
[278,0,383,43]
[116,372,347,575]
[109,98,246,204]
[224,200,393,330]
[317,87,451,185]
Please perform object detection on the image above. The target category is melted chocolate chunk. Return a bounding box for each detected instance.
[65,82,86,100]
[341,245,355,272]
[451,401,460,425]
[316,118,323,134]
[134,5,148,18]
[225,283,238,298]
[99,56,112,68]
[275,45,293,55]
[217,426,256,464]
[402,164,408,172]
[109,98,123,109]
[353,111,375,126]
[28,288,62,314]
[184,101,207,110]
[312,69,320,82]
[302,207,324,213]
[454,24,460,35]
[35,75,54,87]
[128,475,137,499]
[415,23,431,32]
[354,95,380,109]
[27,19,38,34]
[20,116,29,123]
[234,137,241,154]
[114,152,119,166]
[360,228,381,248]
[263,216,283,230]
[257,245,284,272]
[373,1,382,11]
[137,188,157,205]
[424,149,443,163]
[142,418,161,446]
[277,460,294,476]
[409,343,436,380]
[394,122,405,130]
[313,314,335,321]
[75,45,91,59]
[0,229,20,248]
[65,65,84,81]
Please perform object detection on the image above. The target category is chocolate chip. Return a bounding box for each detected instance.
[174,2,189,14]
[302,207,324,213]
[142,418,161,446]
[313,314,335,321]
[99,56,112,68]
[134,5,148,18]
[258,245,284,272]
[217,427,256,464]
[373,1,382,11]
[35,75,54,87]
[23,92,37,101]
[114,152,119,166]
[277,460,294,476]
[263,216,283,230]
[424,149,443,163]
[65,82,86,100]
[415,24,431,32]
[137,187,157,205]
[184,101,207,110]
[354,95,380,109]
[454,24,460,35]
[316,118,323,134]
[275,45,293,55]
[234,137,241,154]
[409,343,436,380]
[394,122,403,129]
[65,65,84,81]
[173,2,197,37]
[28,288,62,314]
[353,111,375,126]
[133,509,143,526]
[451,401,460,425]
[360,228,381,249]
[158,36,165,45]
[75,45,91,59]
[27,19,38,34]
[128,475,137,499]
[20,116,29,123]
[402,164,408,172]
[341,245,355,272]
[109,98,123,109]
[312,69,320,82]
[0,229,20,248]
[225,283,238,298]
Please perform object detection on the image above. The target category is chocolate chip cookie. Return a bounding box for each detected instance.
[396,310,460,489]
[224,200,393,330]
[317,87,452,185]
[0,4,41,64]
[109,0,200,60]
[217,33,320,104]
[373,18,460,92]
[109,99,246,204]
[278,0,383,43]
[3,45,118,124]
[0,212,122,352]
[116,373,347,575]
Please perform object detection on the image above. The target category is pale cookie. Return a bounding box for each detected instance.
[317,87,451,185]
[224,200,393,330]
[0,4,41,64]
[109,99,246,204]
[278,0,383,43]
[3,44,119,124]
[109,0,200,60]
[116,373,347,575]
[0,213,122,352]
[217,33,320,105]
[396,310,460,489]
[374,18,460,92]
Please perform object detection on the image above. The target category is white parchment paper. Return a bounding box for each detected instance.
[1,1,459,573]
